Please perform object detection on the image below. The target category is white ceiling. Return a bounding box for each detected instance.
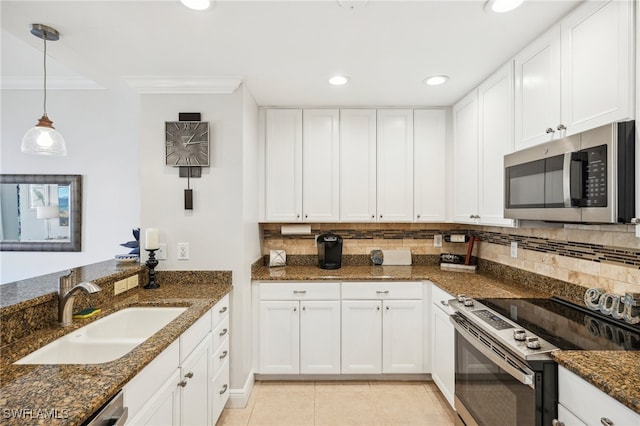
[1,0,582,107]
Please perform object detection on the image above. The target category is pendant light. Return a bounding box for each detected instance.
[21,23,67,156]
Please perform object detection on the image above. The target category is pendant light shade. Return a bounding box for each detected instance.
[22,24,67,156]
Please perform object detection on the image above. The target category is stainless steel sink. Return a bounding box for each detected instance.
[15,307,187,364]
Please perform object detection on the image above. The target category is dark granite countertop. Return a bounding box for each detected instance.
[252,263,640,415]
[0,279,231,425]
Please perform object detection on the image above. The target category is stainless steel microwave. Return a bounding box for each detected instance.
[504,121,635,223]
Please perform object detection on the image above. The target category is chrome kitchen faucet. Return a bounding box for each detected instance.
[58,269,101,326]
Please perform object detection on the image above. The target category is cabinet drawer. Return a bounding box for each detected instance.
[180,309,212,363]
[259,282,340,300]
[211,359,230,424]
[342,282,423,300]
[212,336,230,376]
[431,284,455,315]
[559,366,640,426]
[212,294,230,328]
[212,315,230,351]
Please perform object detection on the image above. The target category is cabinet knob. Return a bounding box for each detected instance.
[178,380,188,388]
[304,214,308,219]
[440,300,449,306]
[302,306,306,311]
[557,124,567,131]
[219,384,229,395]
[545,127,555,134]
[379,214,383,218]
[293,307,297,312]
[219,350,228,359]
[376,306,381,311]
[184,371,194,379]
[296,214,300,219]
[386,306,390,310]
[219,328,228,337]
[551,420,564,426]
[219,306,228,314]
[417,214,421,219]
[371,214,375,219]
[601,418,613,426]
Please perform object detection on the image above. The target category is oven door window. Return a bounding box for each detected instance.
[455,332,536,426]
[505,154,565,209]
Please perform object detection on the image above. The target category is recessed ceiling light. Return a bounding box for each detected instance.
[423,75,449,86]
[485,0,524,13]
[181,0,210,11]
[329,75,350,86]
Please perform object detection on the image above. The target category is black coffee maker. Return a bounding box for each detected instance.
[317,233,343,270]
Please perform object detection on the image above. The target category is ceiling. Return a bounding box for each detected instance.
[1,0,582,107]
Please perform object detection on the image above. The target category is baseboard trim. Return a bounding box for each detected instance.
[227,371,255,409]
[254,373,432,381]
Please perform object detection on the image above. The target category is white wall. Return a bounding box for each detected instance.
[139,86,260,391]
[0,87,140,283]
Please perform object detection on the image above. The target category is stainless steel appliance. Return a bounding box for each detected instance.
[449,296,640,426]
[316,232,342,270]
[504,121,635,223]
[83,390,128,425]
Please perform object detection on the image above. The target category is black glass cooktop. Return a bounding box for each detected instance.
[476,297,640,351]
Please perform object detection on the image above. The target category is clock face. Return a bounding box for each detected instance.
[165,121,210,166]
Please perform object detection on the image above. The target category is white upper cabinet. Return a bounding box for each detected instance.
[478,63,516,227]
[560,0,634,135]
[302,109,340,222]
[452,90,480,224]
[514,26,561,149]
[339,109,377,222]
[376,109,414,222]
[414,109,447,222]
[264,109,303,222]
[515,0,634,150]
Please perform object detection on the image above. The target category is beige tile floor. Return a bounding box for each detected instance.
[216,380,457,426]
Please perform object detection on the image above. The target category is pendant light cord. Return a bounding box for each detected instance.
[42,36,47,116]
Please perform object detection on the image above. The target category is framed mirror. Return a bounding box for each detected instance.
[0,174,82,251]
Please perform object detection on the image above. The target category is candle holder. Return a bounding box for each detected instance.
[144,249,160,289]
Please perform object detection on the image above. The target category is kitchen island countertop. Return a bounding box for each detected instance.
[0,279,231,426]
[253,263,640,415]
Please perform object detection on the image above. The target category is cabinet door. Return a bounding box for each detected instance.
[431,305,455,408]
[341,300,382,374]
[181,337,211,426]
[259,301,300,374]
[560,0,634,134]
[382,300,423,373]
[452,90,479,224]
[376,109,414,222]
[300,300,341,374]
[303,109,340,222]
[264,109,303,222]
[128,369,181,425]
[514,26,561,149]
[478,63,516,227]
[413,109,447,222]
[339,109,377,222]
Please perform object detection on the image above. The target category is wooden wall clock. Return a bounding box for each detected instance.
[165,121,210,166]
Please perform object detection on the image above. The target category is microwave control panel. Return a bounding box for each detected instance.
[573,144,607,207]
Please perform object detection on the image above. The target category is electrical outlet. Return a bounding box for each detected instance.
[177,242,190,260]
[636,224,640,238]
[157,243,167,260]
[433,234,443,248]
[510,241,518,258]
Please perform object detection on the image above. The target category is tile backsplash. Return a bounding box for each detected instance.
[261,223,640,295]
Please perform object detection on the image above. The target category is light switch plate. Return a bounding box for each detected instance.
[433,234,443,247]
[157,243,167,260]
[636,224,640,238]
[510,241,518,258]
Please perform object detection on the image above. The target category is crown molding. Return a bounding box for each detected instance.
[0,76,105,90]
[123,76,242,94]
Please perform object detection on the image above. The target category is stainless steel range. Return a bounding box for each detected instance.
[448,295,640,426]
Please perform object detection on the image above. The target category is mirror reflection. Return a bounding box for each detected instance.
[0,175,82,251]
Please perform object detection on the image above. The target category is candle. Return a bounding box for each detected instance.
[145,228,160,250]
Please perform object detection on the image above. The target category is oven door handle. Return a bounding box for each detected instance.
[451,315,536,389]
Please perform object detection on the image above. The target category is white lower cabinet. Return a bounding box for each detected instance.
[430,285,455,408]
[258,282,341,374]
[557,365,640,426]
[124,294,230,426]
[341,282,424,374]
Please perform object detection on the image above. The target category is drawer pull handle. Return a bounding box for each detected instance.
[220,384,229,395]
[219,350,228,360]
[185,371,194,379]
[440,300,449,306]
[376,290,390,294]
[601,418,613,426]
[293,290,307,294]
[178,380,187,388]
[219,328,228,337]
[219,306,228,314]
